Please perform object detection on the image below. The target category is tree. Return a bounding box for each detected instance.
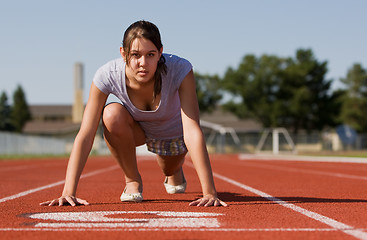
[0,91,14,131]
[280,49,334,133]
[195,72,222,113]
[222,54,286,127]
[339,63,367,132]
[327,88,345,127]
[221,49,335,133]
[10,85,32,132]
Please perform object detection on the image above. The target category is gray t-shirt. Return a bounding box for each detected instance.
[93,53,192,140]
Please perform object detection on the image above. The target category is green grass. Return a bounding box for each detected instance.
[299,150,367,158]
[0,151,103,161]
[0,154,69,161]
[1,150,367,162]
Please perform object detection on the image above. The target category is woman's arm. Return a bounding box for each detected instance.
[179,70,227,207]
[40,83,108,206]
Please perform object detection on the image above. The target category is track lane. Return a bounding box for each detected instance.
[211,155,367,235]
[1,155,367,239]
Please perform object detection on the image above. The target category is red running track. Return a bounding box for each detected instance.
[1,154,367,240]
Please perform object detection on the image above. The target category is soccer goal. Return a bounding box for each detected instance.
[255,128,297,154]
[200,120,241,153]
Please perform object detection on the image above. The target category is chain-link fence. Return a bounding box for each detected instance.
[0,132,66,155]
[203,129,367,154]
[2,129,367,156]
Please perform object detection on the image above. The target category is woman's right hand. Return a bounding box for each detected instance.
[39,196,89,207]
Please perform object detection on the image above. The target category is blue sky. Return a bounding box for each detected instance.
[1,0,366,104]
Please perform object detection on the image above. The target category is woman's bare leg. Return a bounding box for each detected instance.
[102,103,146,194]
[156,153,186,185]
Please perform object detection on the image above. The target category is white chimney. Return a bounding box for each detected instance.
[72,62,84,123]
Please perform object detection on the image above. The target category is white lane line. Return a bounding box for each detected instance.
[2,227,366,232]
[0,162,65,173]
[241,161,367,181]
[34,220,220,229]
[212,171,367,240]
[240,154,367,163]
[0,165,35,172]
[0,165,119,204]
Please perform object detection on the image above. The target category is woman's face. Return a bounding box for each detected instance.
[121,37,162,85]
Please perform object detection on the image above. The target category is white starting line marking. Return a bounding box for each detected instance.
[25,211,223,229]
[2,227,367,232]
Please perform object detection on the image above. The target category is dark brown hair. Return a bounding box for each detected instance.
[122,20,167,99]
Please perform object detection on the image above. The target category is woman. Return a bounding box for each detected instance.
[40,20,227,207]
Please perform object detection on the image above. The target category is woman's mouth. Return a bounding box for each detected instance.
[138,70,148,76]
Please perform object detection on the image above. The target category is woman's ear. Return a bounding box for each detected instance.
[120,47,126,61]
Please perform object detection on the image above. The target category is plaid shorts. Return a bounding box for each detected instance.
[146,136,188,156]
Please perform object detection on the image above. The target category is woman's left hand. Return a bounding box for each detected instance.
[189,194,228,207]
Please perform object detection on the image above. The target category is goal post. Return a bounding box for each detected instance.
[200,120,241,153]
[255,128,297,154]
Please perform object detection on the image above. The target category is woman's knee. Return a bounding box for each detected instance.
[102,103,133,133]
[102,103,145,145]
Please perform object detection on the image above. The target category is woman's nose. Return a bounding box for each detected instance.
[139,56,146,67]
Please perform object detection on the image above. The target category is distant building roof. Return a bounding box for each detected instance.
[23,121,80,135]
[200,109,262,132]
[29,105,72,117]
[24,104,262,135]
[24,104,77,135]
